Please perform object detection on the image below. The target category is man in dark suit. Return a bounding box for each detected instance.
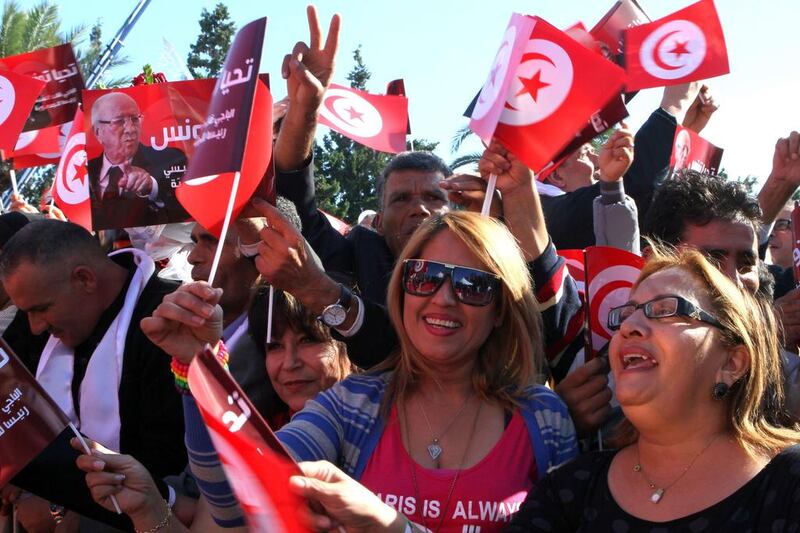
[88,91,189,230]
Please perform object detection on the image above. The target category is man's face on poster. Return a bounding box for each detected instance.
[94,94,142,165]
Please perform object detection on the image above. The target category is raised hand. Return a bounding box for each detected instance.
[478,139,534,198]
[598,125,635,183]
[682,85,719,134]
[438,173,503,217]
[140,281,223,364]
[119,165,154,198]
[769,131,800,186]
[282,5,341,109]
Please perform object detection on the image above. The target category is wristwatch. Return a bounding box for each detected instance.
[319,284,353,327]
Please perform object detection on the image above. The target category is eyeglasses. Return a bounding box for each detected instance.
[98,114,143,129]
[607,295,723,331]
[402,259,501,307]
[774,218,792,232]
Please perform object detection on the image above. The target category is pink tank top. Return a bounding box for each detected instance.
[360,406,536,533]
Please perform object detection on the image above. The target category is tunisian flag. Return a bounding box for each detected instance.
[0,339,70,487]
[585,246,644,357]
[317,83,408,153]
[188,346,310,533]
[53,109,92,230]
[0,71,46,152]
[177,18,273,237]
[471,15,626,173]
[623,0,729,91]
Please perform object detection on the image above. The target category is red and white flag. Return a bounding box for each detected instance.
[590,0,651,62]
[623,0,729,91]
[0,43,84,132]
[0,71,46,152]
[472,15,627,173]
[318,83,408,154]
[669,125,723,175]
[585,246,644,357]
[177,18,273,237]
[0,339,70,487]
[53,109,91,230]
[557,249,586,295]
[188,346,310,533]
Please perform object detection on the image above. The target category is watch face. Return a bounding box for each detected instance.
[322,305,347,327]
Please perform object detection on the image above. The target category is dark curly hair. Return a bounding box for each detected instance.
[643,170,762,246]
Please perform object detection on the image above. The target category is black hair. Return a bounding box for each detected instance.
[643,170,762,246]
[0,220,106,278]
[376,151,452,208]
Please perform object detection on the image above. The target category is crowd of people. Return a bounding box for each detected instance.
[1,4,800,533]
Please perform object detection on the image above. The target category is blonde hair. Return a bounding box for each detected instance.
[610,245,800,458]
[380,211,544,412]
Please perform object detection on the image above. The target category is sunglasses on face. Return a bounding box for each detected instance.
[402,259,501,307]
[607,295,723,331]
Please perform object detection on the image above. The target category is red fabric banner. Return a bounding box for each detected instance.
[590,0,651,62]
[318,83,408,154]
[669,125,724,176]
[0,43,84,132]
[178,18,273,237]
[585,246,644,358]
[623,0,729,91]
[0,70,46,152]
[0,339,70,488]
[188,346,310,533]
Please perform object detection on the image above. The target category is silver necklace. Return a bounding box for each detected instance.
[417,392,473,467]
[403,399,482,533]
[633,434,720,504]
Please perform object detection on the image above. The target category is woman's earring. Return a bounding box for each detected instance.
[712,382,729,400]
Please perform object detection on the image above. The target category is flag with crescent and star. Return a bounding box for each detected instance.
[177,18,273,238]
[472,15,627,174]
[584,246,644,359]
[5,122,71,169]
[0,70,46,153]
[317,83,408,154]
[623,0,729,91]
[53,109,92,230]
[188,346,311,533]
[0,44,85,133]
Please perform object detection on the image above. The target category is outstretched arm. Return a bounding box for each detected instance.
[758,132,800,225]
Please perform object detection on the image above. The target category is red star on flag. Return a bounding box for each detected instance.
[668,40,690,58]
[72,162,87,186]
[516,70,550,102]
[346,106,364,122]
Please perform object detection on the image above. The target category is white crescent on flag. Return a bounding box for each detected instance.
[471,24,517,121]
[639,19,706,80]
[318,88,383,138]
[0,75,16,126]
[14,129,37,151]
[500,39,574,126]
[588,264,641,348]
[54,132,88,205]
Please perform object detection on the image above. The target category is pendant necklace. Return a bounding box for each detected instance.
[633,434,720,504]
[403,398,482,533]
[417,392,473,468]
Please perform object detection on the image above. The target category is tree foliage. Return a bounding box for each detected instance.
[312,47,437,222]
[186,3,235,79]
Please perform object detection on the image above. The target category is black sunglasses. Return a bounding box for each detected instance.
[607,295,723,331]
[402,259,501,307]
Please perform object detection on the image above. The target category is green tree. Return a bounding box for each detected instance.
[313,47,437,222]
[186,3,235,79]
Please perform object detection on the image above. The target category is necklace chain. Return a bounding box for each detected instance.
[417,392,473,467]
[404,397,482,533]
[633,434,720,504]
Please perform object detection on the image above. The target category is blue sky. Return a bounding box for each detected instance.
[36,0,800,184]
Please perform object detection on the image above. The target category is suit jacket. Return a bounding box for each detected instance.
[87,143,190,230]
[8,256,186,529]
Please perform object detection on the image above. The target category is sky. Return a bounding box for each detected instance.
[30,0,800,185]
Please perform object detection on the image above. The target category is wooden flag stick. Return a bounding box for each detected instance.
[69,422,122,514]
[208,171,242,287]
[481,173,497,217]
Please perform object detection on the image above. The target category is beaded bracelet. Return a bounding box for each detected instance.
[134,499,171,533]
[170,341,230,394]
